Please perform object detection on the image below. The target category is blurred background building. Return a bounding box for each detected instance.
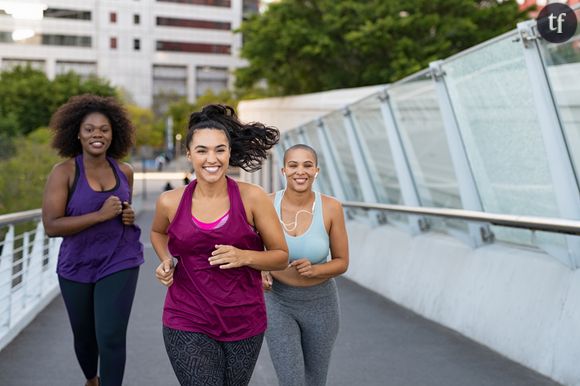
[0,0,259,109]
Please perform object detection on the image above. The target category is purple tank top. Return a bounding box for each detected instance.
[57,155,144,283]
[164,177,266,341]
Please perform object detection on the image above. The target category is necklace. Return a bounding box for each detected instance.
[279,191,316,232]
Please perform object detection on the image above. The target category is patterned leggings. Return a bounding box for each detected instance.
[163,326,264,386]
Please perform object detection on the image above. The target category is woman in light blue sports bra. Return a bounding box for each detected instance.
[263,144,349,386]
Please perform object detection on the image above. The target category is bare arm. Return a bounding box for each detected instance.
[209,184,288,271]
[150,192,174,263]
[42,162,121,237]
[150,191,178,286]
[119,162,136,225]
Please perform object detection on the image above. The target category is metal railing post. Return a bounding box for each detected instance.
[517,20,580,268]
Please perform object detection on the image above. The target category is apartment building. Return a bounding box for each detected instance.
[0,0,259,107]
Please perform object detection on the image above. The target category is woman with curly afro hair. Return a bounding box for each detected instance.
[42,94,144,386]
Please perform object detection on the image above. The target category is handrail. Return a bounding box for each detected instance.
[342,201,580,236]
[0,209,42,227]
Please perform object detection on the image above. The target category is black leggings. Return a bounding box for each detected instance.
[59,267,139,386]
[163,326,264,386]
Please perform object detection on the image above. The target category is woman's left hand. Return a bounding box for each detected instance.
[121,201,135,225]
[290,258,317,278]
[209,245,248,269]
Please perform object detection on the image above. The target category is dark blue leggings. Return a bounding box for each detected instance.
[59,267,139,386]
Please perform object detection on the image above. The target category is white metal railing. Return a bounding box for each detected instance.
[342,201,580,236]
[0,210,61,351]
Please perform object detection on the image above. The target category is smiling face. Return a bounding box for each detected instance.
[78,112,113,156]
[283,148,319,193]
[187,128,230,183]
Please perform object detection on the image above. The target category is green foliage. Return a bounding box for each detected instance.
[165,89,239,144]
[26,127,53,144]
[0,66,52,136]
[0,131,16,160]
[0,130,61,215]
[0,66,117,137]
[127,104,164,148]
[236,0,531,96]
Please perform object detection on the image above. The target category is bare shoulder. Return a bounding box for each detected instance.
[157,186,185,210]
[49,158,75,181]
[51,158,75,173]
[117,161,134,176]
[237,180,267,201]
[321,194,344,215]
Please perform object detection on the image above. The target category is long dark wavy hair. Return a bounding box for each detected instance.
[50,94,134,159]
[186,104,279,172]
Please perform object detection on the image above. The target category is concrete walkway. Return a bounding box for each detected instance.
[0,208,560,386]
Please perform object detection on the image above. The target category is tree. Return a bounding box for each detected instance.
[127,104,164,148]
[0,66,52,136]
[51,72,117,111]
[165,89,239,143]
[0,128,60,215]
[236,0,531,96]
[0,66,117,137]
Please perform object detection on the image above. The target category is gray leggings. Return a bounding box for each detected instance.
[265,278,339,386]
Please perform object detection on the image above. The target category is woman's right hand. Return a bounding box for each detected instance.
[261,271,273,291]
[98,195,123,221]
[156,259,175,287]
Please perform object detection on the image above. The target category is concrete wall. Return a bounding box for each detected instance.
[344,219,580,386]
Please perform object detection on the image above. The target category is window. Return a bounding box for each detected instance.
[134,38,141,51]
[153,65,188,113]
[156,17,230,30]
[134,14,140,25]
[0,32,91,47]
[196,66,228,97]
[156,41,230,54]
[56,61,97,79]
[44,8,91,20]
[1,59,45,71]
[156,0,231,7]
[110,37,117,49]
[110,12,117,23]
[42,34,91,47]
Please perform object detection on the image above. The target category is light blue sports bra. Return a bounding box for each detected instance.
[274,190,329,264]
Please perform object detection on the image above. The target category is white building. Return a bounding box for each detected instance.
[0,0,259,107]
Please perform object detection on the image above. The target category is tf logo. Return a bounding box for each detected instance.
[537,3,577,44]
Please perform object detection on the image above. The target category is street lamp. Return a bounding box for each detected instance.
[175,133,182,158]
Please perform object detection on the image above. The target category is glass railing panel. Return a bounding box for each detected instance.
[286,130,301,147]
[389,71,462,209]
[388,70,466,233]
[538,9,580,188]
[349,93,402,205]
[279,133,290,151]
[322,111,363,201]
[441,31,566,254]
[301,122,334,196]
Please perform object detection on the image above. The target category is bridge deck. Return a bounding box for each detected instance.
[0,209,559,386]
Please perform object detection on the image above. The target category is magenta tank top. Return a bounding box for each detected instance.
[164,177,266,341]
[57,155,144,283]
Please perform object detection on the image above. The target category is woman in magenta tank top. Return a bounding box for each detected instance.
[42,95,144,386]
[150,104,288,386]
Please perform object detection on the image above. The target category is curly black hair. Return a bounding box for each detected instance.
[50,94,135,159]
[186,104,280,172]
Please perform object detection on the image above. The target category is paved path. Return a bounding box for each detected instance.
[0,209,560,386]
